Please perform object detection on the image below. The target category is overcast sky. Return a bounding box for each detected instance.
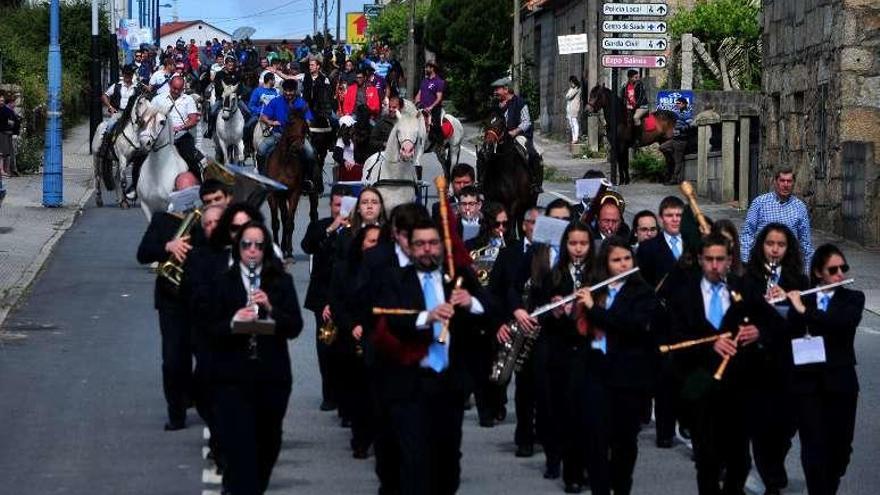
[161,0,372,40]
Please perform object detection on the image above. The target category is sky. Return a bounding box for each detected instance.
[163,0,372,40]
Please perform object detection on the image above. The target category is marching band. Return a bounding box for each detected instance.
[137,168,863,495]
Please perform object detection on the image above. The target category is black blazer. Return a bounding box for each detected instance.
[136,212,184,310]
[329,257,372,353]
[788,287,864,394]
[636,233,679,288]
[584,278,657,389]
[488,240,531,320]
[183,244,231,350]
[300,217,340,312]
[201,265,303,385]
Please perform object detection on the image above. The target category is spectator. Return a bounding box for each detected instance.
[659,96,694,185]
[0,93,20,177]
[565,76,582,145]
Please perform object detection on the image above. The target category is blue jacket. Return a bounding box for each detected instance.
[248,87,278,116]
[262,95,314,132]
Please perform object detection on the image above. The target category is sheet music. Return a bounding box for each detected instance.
[167,186,202,213]
[575,178,607,200]
[532,216,570,247]
[339,196,358,218]
[792,336,826,365]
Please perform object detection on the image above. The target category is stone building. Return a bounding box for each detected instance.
[762,0,880,246]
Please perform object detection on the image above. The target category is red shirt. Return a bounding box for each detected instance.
[343,84,380,118]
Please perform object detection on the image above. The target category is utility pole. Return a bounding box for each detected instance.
[323,0,329,48]
[44,0,63,207]
[313,0,318,37]
[512,0,521,93]
[587,0,599,152]
[407,0,416,98]
[335,0,341,44]
[89,0,101,153]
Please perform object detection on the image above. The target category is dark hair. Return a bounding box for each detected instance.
[569,76,580,87]
[711,219,743,275]
[627,69,639,78]
[330,183,351,199]
[774,166,795,179]
[349,186,387,234]
[390,202,431,234]
[747,223,803,287]
[582,169,606,179]
[629,209,657,245]
[472,202,509,247]
[592,236,642,285]
[658,195,685,215]
[458,185,480,199]
[407,218,439,244]
[545,198,573,218]
[810,244,848,285]
[215,202,265,248]
[451,163,475,181]
[675,96,688,106]
[281,79,297,91]
[262,72,275,83]
[550,221,594,288]
[232,221,285,285]
[121,64,136,75]
[199,178,229,199]
[348,224,382,270]
[700,232,732,255]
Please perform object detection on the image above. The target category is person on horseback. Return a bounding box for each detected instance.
[151,75,204,178]
[622,69,649,128]
[149,58,176,96]
[414,61,445,152]
[101,64,139,132]
[301,57,336,131]
[491,77,543,194]
[257,78,318,192]
[245,72,278,147]
[369,95,401,155]
[204,56,250,139]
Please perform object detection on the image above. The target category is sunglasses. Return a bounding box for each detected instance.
[240,240,265,250]
[826,264,849,276]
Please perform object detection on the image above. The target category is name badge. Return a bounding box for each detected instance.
[792,336,826,366]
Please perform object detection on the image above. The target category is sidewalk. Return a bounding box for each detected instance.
[0,123,94,332]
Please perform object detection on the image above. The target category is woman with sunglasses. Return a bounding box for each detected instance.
[205,222,303,494]
[786,244,863,495]
[745,223,809,495]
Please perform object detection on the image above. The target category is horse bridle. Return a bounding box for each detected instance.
[221,94,238,121]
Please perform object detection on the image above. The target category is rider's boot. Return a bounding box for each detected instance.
[203,119,214,139]
[528,152,544,195]
[125,154,145,200]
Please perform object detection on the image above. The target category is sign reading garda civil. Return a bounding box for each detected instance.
[602,20,667,34]
[558,34,589,55]
[602,54,668,68]
[346,12,368,44]
[602,3,668,16]
[602,37,668,51]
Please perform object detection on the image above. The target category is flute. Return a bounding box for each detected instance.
[765,278,855,304]
[659,332,732,353]
[372,308,422,315]
[530,267,640,318]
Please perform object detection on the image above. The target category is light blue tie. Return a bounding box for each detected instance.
[708,283,724,330]
[421,272,448,372]
[817,292,830,312]
[669,236,681,260]
[606,287,619,309]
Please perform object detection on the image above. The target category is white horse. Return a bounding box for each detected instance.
[427,111,464,175]
[137,106,189,221]
[363,100,427,212]
[90,92,152,208]
[213,82,245,164]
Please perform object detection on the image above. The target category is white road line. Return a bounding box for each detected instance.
[202,468,222,485]
[203,427,211,440]
[202,490,221,495]
[202,446,210,460]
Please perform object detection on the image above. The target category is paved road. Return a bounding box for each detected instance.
[1,137,880,494]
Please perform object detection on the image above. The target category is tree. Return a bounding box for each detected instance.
[424,0,512,118]
[368,0,430,48]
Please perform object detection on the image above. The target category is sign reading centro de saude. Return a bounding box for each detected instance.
[602,20,667,34]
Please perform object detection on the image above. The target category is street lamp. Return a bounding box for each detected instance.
[43,0,63,207]
[155,2,172,47]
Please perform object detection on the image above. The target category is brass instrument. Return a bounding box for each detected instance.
[490,267,640,384]
[680,181,711,236]
[157,208,202,288]
[580,181,626,226]
[318,319,338,346]
[659,332,732,353]
[203,160,236,186]
[470,241,503,286]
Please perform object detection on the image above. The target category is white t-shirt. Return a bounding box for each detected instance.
[149,69,173,96]
[104,81,136,110]
[151,93,199,140]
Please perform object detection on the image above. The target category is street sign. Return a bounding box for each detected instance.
[346,12,367,44]
[603,3,668,16]
[364,4,384,18]
[602,37,668,51]
[558,34,589,55]
[602,20,667,34]
[602,54,668,68]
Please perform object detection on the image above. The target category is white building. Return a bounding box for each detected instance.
[159,20,231,49]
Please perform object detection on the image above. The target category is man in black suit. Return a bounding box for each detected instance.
[374,220,496,495]
[136,171,200,431]
[667,233,772,495]
[301,184,350,411]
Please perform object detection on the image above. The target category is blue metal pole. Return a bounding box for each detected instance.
[43,0,63,207]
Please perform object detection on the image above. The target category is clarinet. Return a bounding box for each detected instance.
[247,261,259,360]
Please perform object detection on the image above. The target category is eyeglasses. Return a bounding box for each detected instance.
[240,240,265,250]
[411,239,441,248]
[460,201,480,208]
[826,264,849,276]
[637,226,658,233]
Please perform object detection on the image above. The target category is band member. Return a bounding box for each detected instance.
[534,221,595,490]
[745,223,808,495]
[456,185,482,241]
[786,244,863,495]
[667,233,772,495]
[712,219,745,276]
[591,200,631,245]
[334,186,387,262]
[301,185,351,411]
[629,209,658,252]
[374,219,494,494]
[202,222,303,494]
[136,171,200,431]
[431,163,475,223]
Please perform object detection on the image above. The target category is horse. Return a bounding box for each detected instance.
[307,115,338,218]
[213,82,245,164]
[422,110,464,178]
[477,113,536,234]
[265,110,310,259]
[91,91,152,208]
[136,106,189,221]
[585,83,678,184]
[363,100,426,212]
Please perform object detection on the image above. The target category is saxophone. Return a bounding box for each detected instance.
[318,319,338,345]
[157,209,202,288]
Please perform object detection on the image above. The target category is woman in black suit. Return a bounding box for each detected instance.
[786,243,864,495]
[534,221,594,493]
[576,236,657,495]
[203,221,303,494]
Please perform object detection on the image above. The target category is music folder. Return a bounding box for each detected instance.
[231,318,276,335]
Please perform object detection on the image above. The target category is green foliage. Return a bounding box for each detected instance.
[631,150,666,182]
[14,135,43,174]
[369,1,430,48]
[543,165,568,183]
[516,55,539,121]
[424,0,512,119]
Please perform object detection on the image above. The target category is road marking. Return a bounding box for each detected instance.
[202,491,221,495]
[202,468,222,484]
[203,427,211,440]
[202,446,210,460]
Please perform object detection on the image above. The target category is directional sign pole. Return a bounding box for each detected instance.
[608,10,618,185]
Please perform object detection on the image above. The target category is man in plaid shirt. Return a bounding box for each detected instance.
[740,166,814,265]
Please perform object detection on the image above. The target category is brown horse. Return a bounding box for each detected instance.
[266,110,310,259]
[585,83,677,184]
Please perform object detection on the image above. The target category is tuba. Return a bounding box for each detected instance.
[157,208,202,289]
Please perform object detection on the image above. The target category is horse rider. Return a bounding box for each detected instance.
[622,69,649,128]
[150,75,204,178]
[301,56,337,132]
[101,64,139,132]
[491,76,543,194]
[257,78,317,192]
[245,72,278,147]
[342,68,381,120]
[149,57,176,97]
[204,56,250,140]
[369,95,401,155]
[415,61,445,152]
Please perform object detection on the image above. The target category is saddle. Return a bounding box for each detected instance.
[642,113,657,133]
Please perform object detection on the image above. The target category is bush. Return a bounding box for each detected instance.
[14,135,43,174]
[630,150,666,182]
[369,1,430,48]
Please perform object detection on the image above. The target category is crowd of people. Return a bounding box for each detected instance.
[134,151,863,495]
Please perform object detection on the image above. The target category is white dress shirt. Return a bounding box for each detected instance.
[414,269,485,330]
[395,243,411,267]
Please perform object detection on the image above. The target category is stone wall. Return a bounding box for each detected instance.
[763,0,880,246]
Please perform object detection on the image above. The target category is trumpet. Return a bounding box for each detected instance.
[318,319,338,345]
[157,208,202,289]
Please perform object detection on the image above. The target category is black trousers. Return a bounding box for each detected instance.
[752,375,796,490]
[340,349,374,451]
[530,336,558,467]
[606,388,645,495]
[388,371,465,495]
[173,133,204,177]
[547,343,585,485]
[796,388,857,495]
[373,378,401,495]
[213,381,291,495]
[654,355,681,443]
[157,307,193,423]
[312,313,340,404]
[464,329,503,423]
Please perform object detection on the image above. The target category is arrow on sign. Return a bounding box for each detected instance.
[656,56,667,67]
[354,14,367,35]
[658,22,666,31]
[658,5,666,14]
[657,39,666,49]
